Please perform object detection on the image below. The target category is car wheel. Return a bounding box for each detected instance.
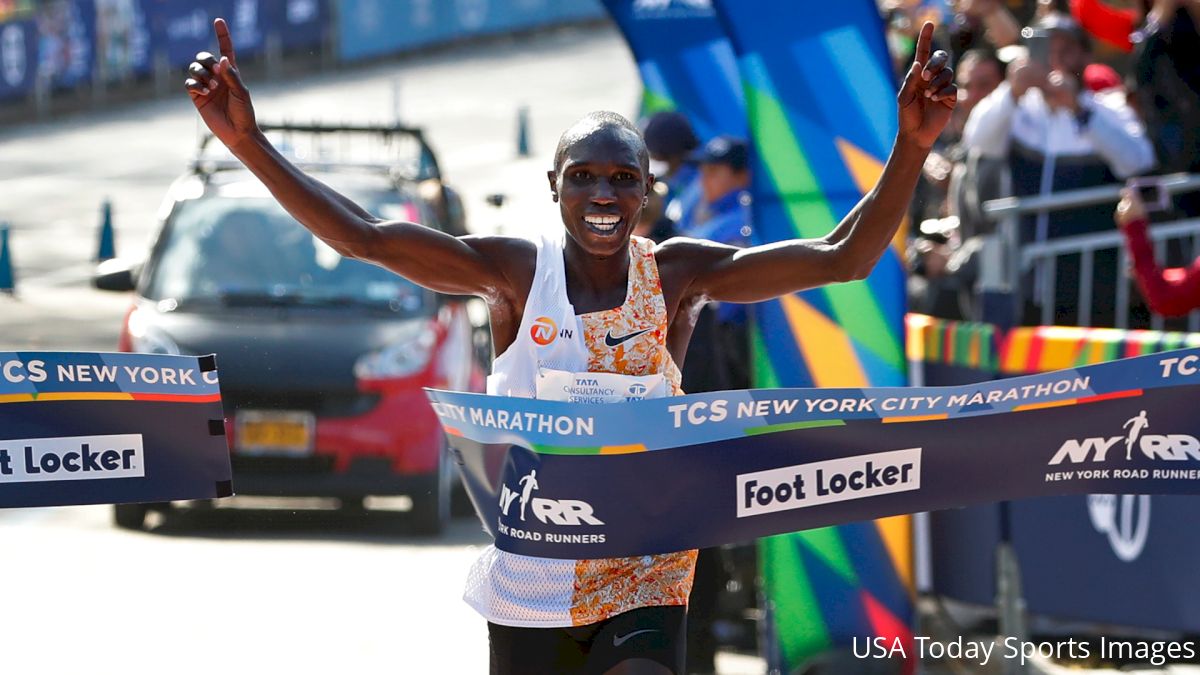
[113,503,150,530]
[410,443,452,536]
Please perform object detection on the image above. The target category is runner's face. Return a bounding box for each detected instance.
[550,128,652,258]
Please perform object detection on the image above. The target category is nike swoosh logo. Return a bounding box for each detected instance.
[604,327,652,348]
[613,629,658,647]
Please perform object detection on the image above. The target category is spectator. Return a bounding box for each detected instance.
[908,46,1005,245]
[672,134,754,404]
[632,181,675,243]
[963,12,1156,325]
[963,13,1155,197]
[689,136,753,251]
[1131,0,1200,215]
[954,48,1009,134]
[678,135,756,674]
[1117,187,1200,316]
[641,111,704,228]
[946,49,1008,239]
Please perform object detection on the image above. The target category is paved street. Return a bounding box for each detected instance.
[0,23,761,674]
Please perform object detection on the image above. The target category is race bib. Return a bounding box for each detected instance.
[536,368,667,404]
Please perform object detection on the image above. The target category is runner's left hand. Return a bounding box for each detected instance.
[897,22,957,150]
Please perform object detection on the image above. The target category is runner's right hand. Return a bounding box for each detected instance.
[185,18,258,150]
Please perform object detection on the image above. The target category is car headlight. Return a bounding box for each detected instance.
[127,309,182,355]
[354,326,437,380]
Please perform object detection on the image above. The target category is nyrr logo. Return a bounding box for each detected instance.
[498,469,604,526]
[530,316,574,347]
[1049,411,1200,465]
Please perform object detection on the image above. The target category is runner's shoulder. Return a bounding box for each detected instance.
[460,234,536,301]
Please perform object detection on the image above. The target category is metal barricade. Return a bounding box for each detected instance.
[979,173,1200,329]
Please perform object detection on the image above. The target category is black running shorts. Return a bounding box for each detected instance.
[488,605,687,674]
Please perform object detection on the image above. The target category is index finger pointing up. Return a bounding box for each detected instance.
[214,17,237,67]
[913,21,934,68]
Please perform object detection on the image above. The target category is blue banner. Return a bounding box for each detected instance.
[148,0,267,69]
[0,352,232,509]
[335,0,604,62]
[266,0,328,52]
[429,349,1200,559]
[601,0,745,140]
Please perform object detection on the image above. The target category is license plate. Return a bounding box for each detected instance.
[235,411,315,455]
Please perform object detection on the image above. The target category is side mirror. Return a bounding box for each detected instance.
[93,258,140,292]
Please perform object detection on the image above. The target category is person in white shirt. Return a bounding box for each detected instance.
[962,13,1156,325]
[963,13,1155,190]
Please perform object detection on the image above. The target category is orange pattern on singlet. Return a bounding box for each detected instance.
[568,236,697,626]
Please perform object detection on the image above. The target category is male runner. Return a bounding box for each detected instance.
[186,18,956,675]
[1124,410,1149,461]
[518,469,539,521]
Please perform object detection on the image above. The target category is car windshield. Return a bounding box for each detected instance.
[144,193,432,313]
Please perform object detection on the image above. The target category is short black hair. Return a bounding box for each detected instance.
[959,48,1005,77]
[553,111,649,175]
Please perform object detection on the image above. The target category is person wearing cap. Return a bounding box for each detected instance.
[674,135,754,390]
[962,12,1156,326]
[684,136,753,248]
[676,134,755,675]
[641,111,704,230]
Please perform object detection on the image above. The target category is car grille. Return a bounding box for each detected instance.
[220,390,379,418]
[231,454,335,475]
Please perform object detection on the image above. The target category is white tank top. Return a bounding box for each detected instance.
[465,232,694,628]
[485,231,589,397]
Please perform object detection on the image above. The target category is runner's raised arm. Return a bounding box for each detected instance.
[663,22,957,305]
[184,19,521,303]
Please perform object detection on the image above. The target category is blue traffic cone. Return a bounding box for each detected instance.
[517,106,530,158]
[97,199,116,262]
[0,224,14,295]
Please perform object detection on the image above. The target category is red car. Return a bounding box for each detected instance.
[96,124,486,533]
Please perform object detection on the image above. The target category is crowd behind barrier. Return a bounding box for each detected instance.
[893,0,1200,332]
[0,0,604,107]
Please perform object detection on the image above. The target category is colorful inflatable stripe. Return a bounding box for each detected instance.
[906,314,1000,371]
[907,314,1200,375]
[1000,326,1200,374]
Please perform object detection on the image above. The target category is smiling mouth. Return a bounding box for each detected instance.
[583,214,622,235]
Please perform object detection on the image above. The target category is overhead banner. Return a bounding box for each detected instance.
[335,0,604,62]
[429,349,1200,560]
[601,0,745,138]
[0,352,232,509]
